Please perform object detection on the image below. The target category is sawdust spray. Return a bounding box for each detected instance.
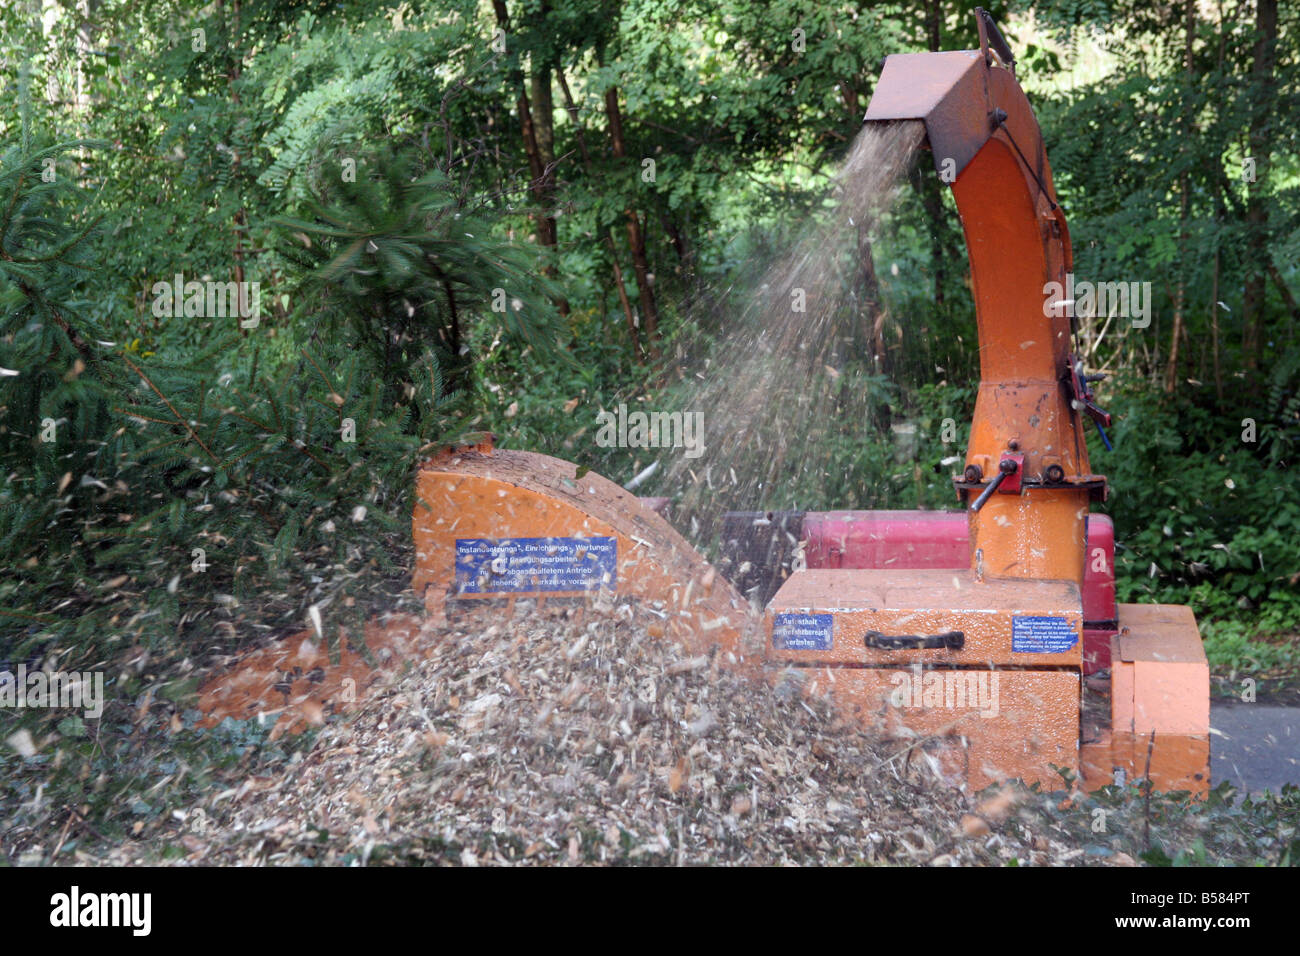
[655,120,927,557]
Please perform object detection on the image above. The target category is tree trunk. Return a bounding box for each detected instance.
[1210,248,1222,401]
[625,208,657,345]
[858,224,889,377]
[839,83,859,120]
[917,170,946,311]
[605,86,659,352]
[556,67,641,356]
[41,0,61,107]
[529,62,568,315]
[1209,0,1227,403]
[530,65,558,236]
[1242,0,1277,372]
[530,70,555,176]
[1165,0,1195,393]
[223,0,250,337]
[658,211,690,273]
[1267,263,1298,316]
[443,280,461,362]
[492,0,555,251]
[75,0,96,119]
[925,0,941,53]
[918,4,946,311]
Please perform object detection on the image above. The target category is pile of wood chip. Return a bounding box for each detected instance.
[183,603,1129,866]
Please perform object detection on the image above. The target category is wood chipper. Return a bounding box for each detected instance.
[754,12,1210,793]
[205,11,1208,796]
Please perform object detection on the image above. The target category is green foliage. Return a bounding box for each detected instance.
[275,145,564,396]
[0,323,467,670]
[249,4,485,204]
[0,132,114,481]
[1036,1,1300,388]
[0,132,514,681]
[1200,619,1300,685]
[1098,372,1300,636]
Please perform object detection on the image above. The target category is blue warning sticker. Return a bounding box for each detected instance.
[1012,615,1078,653]
[455,536,617,594]
[772,613,834,651]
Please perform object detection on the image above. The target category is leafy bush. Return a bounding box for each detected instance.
[0,134,550,677]
[1099,371,1300,635]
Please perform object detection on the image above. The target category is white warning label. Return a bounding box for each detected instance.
[772,613,833,651]
[1011,615,1078,653]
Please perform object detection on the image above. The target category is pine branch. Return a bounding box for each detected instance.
[121,355,220,464]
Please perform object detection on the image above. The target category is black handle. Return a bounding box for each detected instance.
[865,630,964,650]
[976,7,1016,69]
[970,457,1018,512]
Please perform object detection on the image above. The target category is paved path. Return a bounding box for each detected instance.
[1210,703,1300,797]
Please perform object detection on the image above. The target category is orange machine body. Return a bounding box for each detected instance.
[764,40,1209,795]
[411,443,758,660]
[865,49,1100,585]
